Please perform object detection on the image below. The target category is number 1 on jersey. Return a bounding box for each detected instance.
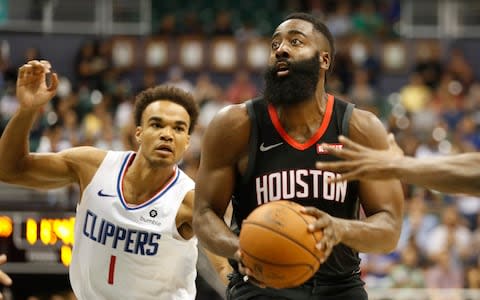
[108,255,116,284]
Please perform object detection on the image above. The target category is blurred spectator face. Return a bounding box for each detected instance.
[80,42,95,58]
[25,47,40,61]
[168,66,183,82]
[401,246,419,267]
[442,206,459,227]
[436,250,451,269]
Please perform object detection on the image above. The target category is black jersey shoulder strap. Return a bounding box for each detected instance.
[242,98,263,184]
[342,102,355,138]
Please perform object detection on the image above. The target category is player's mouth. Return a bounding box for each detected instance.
[155,144,173,155]
[276,61,289,76]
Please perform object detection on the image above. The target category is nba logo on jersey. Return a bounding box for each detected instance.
[317,143,343,154]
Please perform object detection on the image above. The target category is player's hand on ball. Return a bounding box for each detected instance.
[234,249,266,288]
[302,207,342,263]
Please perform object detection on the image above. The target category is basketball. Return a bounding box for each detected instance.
[239,200,324,289]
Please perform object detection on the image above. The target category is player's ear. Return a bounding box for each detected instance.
[320,52,330,71]
[183,135,190,151]
[135,126,143,145]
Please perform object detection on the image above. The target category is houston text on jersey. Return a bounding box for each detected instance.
[255,169,347,204]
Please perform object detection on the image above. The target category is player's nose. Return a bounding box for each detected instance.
[275,43,290,59]
[159,127,174,141]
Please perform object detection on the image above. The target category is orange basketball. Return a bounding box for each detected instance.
[239,200,323,289]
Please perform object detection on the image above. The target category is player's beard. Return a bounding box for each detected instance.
[263,53,320,107]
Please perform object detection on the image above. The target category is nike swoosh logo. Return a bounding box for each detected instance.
[259,142,283,152]
[97,190,116,197]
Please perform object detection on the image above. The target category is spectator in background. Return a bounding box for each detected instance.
[467,256,480,289]
[164,65,194,93]
[192,73,221,108]
[0,82,19,121]
[425,250,464,289]
[37,122,72,153]
[447,48,475,91]
[180,11,205,35]
[425,205,472,270]
[348,68,377,113]
[399,72,432,114]
[397,192,439,254]
[23,47,41,63]
[433,72,465,131]
[74,40,108,90]
[234,19,261,43]
[388,245,425,288]
[81,101,112,146]
[468,216,480,287]
[196,90,229,135]
[155,13,178,37]
[360,252,398,288]
[454,113,480,151]
[414,45,444,90]
[325,1,352,37]
[58,109,81,148]
[351,1,384,38]
[211,10,234,36]
[225,70,258,104]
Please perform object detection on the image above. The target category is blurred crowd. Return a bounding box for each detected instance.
[0,0,479,298]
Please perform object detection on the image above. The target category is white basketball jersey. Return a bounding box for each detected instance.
[70,151,197,300]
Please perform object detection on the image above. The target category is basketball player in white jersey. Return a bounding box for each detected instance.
[0,60,227,299]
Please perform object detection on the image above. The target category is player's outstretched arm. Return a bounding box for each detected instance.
[317,135,480,196]
[0,254,12,300]
[0,60,101,190]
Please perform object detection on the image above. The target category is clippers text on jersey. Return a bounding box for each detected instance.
[82,209,161,256]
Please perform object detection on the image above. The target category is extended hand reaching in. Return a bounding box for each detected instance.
[316,134,404,182]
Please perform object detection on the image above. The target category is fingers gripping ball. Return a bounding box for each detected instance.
[239,201,324,289]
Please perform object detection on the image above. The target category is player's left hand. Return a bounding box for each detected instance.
[0,254,12,300]
[234,250,266,288]
[301,207,343,263]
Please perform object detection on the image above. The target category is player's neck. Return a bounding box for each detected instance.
[122,157,176,204]
[276,89,328,128]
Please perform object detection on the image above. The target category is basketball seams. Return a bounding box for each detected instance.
[273,201,323,245]
[241,249,315,288]
[242,248,314,269]
[239,200,325,288]
[242,221,322,265]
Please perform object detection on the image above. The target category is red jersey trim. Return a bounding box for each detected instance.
[268,94,335,151]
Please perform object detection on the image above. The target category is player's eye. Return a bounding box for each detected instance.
[291,39,302,46]
[175,126,186,132]
[271,41,280,50]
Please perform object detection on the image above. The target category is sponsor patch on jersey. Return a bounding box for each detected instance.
[316,143,343,154]
[149,209,158,218]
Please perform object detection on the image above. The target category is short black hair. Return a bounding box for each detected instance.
[284,12,335,72]
[134,85,199,134]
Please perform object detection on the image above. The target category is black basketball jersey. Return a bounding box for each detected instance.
[232,94,361,281]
